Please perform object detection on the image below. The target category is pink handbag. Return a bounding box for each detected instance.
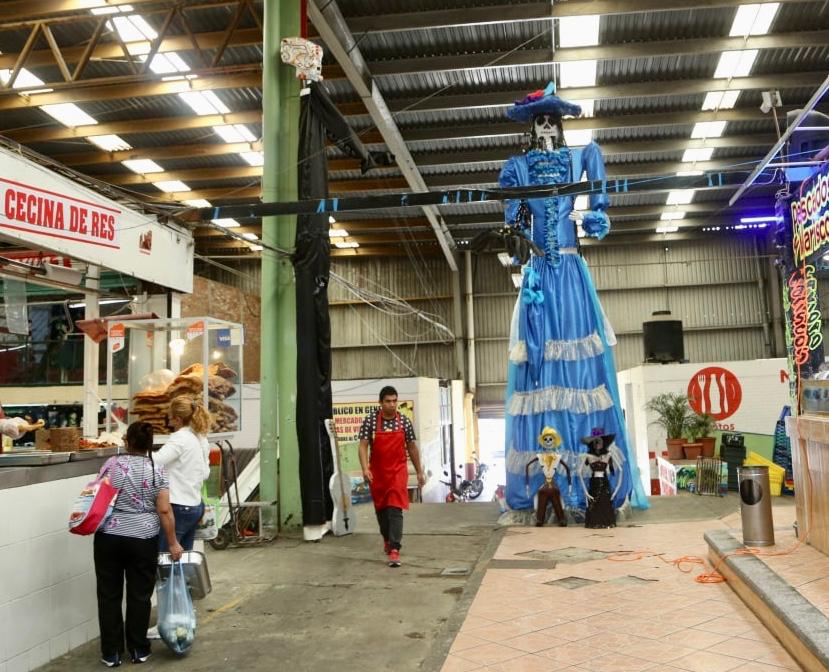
[68,457,120,536]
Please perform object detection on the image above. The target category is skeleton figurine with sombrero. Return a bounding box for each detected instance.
[500,82,650,517]
[523,427,575,527]
[578,428,626,529]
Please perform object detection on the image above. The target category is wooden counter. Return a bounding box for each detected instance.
[791,414,829,555]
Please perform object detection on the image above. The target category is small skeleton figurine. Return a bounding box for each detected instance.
[579,428,625,529]
[525,427,572,527]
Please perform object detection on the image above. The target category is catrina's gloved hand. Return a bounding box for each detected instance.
[580,210,610,240]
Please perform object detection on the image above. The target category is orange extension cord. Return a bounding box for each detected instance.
[606,432,815,584]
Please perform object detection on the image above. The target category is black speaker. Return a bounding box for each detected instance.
[642,319,684,363]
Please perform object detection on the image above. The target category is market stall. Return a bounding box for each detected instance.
[782,159,829,556]
[0,142,195,671]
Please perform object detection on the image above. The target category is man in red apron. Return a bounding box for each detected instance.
[358,386,425,567]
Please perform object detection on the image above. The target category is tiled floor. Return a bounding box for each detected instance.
[441,506,805,672]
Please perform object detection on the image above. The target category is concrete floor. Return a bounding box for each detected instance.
[35,494,796,672]
[38,501,501,672]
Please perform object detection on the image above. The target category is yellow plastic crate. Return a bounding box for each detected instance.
[744,451,785,496]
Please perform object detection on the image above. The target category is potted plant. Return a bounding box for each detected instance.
[683,417,704,460]
[646,393,692,461]
[689,412,717,457]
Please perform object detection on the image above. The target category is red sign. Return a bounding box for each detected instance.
[1,177,120,249]
[186,320,204,341]
[109,323,125,353]
[687,366,742,421]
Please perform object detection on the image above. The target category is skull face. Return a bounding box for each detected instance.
[542,433,557,450]
[533,114,560,150]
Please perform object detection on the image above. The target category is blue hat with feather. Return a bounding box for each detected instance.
[506,81,582,122]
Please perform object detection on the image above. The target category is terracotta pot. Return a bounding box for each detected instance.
[684,443,703,460]
[666,438,685,461]
[700,436,716,458]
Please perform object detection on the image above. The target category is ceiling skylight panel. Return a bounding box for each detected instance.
[213,125,257,143]
[691,121,726,138]
[240,151,264,166]
[701,90,741,110]
[179,91,230,116]
[122,159,163,174]
[154,181,190,193]
[729,3,779,37]
[682,147,714,162]
[666,190,695,205]
[40,103,98,127]
[111,14,157,42]
[184,199,212,208]
[558,15,600,47]
[714,50,758,79]
[559,60,597,88]
[87,134,132,151]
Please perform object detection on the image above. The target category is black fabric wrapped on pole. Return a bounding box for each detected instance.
[293,83,387,527]
[294,86,335,526]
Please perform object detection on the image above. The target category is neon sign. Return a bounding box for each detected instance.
[785,264,822,366]
[791,167,829,264]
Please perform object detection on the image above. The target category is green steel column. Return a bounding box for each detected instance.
[261,0,301,531]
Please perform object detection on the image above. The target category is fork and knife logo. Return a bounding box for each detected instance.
[687,367,742,421]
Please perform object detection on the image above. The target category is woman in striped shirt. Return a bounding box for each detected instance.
[94,422,182,667]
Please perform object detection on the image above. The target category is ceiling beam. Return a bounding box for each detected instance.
[322,29,829,80]
[3,110,261,144]
[336,71,826,116]
[0,27,262,72]
[191,196,777,236]
[109,153,763,189]
[0,0,150,21]
[104,165,262,186]
[343,0,800,34]
[53,131,773,170]
[57,141,263,167]
[0,67,261,111]
[309,0,458,271]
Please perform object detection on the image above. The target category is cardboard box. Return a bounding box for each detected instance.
[35,427,81,452]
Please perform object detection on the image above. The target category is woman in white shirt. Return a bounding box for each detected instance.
[154,397,211,551]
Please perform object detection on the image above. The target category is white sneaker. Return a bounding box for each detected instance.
[146,625,160,640]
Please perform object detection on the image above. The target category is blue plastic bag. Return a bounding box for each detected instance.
[157,560,196,655]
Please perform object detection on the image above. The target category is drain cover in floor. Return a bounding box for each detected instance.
[517,547,608,563]
[440,566,470,576]
[544,576,599,589]
[609,575,658,586]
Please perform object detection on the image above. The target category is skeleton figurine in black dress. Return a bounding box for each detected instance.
[579,428,624,529]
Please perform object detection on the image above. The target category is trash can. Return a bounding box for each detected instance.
[737,465,775,546]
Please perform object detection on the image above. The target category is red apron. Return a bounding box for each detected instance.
[369,412,409,511]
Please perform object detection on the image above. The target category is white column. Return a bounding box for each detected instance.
[82,266,100,438]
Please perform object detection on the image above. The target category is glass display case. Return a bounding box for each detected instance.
[106,317,243,441]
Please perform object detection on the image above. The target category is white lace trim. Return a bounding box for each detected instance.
[508,383,614,416]
[509,332,605,363]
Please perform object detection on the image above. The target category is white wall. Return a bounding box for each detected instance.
[0,474,100,672]
[618,358,792,493]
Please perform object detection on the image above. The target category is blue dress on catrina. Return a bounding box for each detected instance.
[501,85,649,515]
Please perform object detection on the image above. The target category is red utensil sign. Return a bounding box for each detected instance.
[687,366,742,421]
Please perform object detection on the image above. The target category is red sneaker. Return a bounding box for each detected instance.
[388,549,401,567]
[383,540,390,555]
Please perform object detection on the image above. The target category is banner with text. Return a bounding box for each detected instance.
[0,147,194,293]
[332,401,415,442]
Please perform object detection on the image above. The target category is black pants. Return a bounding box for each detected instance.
[375,507,404,551]
[94,532,158,657]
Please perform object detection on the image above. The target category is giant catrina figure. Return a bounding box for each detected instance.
[501,82,649,516]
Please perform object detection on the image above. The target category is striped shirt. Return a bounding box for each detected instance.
[100,455,169,540]
[358,413,416,444]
